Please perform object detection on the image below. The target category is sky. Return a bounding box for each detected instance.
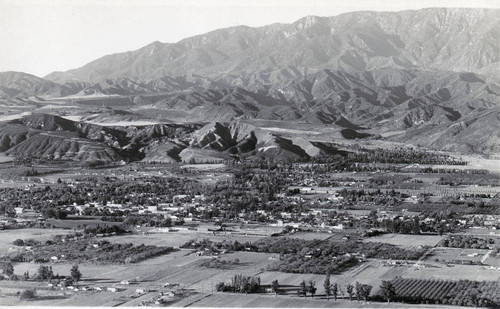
[0,0,499,77]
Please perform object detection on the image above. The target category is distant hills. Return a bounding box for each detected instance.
[0,8,498,161]
[0,113,349,163]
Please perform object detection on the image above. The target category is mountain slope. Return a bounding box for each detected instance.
[0,72,71,98]
[45,8,499,83]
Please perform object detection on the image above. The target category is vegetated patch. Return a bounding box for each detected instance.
[261,239,427,274]
[185,238,427,274]
[391,201,499,216]
[379,278,500,307]
[201,258,240,269]
[437,172,500,186]
[340,128,371,139]
[438,235,496,249]
[5,238,176,264]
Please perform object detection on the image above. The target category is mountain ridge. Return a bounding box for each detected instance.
[42,8,499,83]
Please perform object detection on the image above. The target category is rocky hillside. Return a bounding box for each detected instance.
[0,113,358,163]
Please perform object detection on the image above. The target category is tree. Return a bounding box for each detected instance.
[332,283,339,301]
[216,282,226,292]
[70,264,82,282]
[380,281,396,303]
[323,274,331,300]
[19,289,36,300]
[299,280,307,297]
[1,262,14,276]
[271,279,279,296]
[36,265,53,281]
[346,284,354,301]
[308,280,317,298]
[362,284,372,301]
[355,282,362,301]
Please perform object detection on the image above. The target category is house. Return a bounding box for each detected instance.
[14,207,24,214]
[161,291,175,297]
[107,203,123,208]
[332,223,344,230]
[136,288,149,294]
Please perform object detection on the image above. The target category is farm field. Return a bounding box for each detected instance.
[286,231,334,241]
[185,292,445,308]
[401,264,500,281]
[46,218,120,229]
[389,277,500,306]
[1,250,208,306]
[101,228,271,248]
[432,155,500,174]
[425,248,493,265]
[256,260,407,297]
[363,234,444,248]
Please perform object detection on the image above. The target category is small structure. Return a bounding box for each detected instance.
[136,288,149,294]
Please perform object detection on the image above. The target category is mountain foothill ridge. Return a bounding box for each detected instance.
[0,7,498,162]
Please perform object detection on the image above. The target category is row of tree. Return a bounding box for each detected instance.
[0,262,81,283]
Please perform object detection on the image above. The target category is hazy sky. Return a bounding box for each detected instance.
[1,0,498,77]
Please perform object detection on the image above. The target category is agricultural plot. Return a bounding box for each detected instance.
[186,292,421,308]
[101,227,269,249]
[363,234,443,248]
[46,218,119,229]
[287,232,334,241]
[181,164,227,171]
[426,248,492,265]
[169,253,277,293]
[390,201,500,215]
[2,250,210,306]
[402,264,499,281]
[389,278,500,306]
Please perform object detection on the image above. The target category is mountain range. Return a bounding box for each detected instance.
[0,8,498,162]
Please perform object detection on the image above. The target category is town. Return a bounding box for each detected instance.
[0,145,498,307]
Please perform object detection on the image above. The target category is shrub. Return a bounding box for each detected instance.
[13,239,24,246]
